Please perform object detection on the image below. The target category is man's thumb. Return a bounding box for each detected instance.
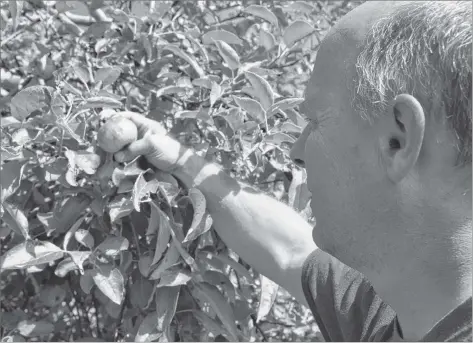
[114,138,153,163]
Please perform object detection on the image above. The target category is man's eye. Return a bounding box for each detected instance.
[307,118,319,131]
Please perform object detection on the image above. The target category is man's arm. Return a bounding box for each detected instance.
[174,150,317,307]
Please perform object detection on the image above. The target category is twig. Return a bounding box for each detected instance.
[250,314,268,342]
[259,319,295,328]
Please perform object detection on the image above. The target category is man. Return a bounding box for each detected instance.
[112,1,472,341]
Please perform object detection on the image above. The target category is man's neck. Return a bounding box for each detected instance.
[369,233,472,341]
[384,272,471,341]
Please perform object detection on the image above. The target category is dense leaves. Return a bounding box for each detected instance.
[0,0,360,341]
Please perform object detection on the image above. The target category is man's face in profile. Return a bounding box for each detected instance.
[293,32,397,276]
[290,2,471,281]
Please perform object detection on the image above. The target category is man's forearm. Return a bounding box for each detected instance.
[173,150,316,305]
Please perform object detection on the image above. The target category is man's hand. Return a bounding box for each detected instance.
[112,111,191,173]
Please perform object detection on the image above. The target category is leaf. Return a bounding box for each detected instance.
[259,29,276,51]
[95,67,121,87]
[192,282,240,341]
[68,251,91,274]
[285,108,307,127]
[186,32,210,64]
[10,86,55,120]
[11,128,34,146]
[56,1,76,13]
[0,161,27,202]
[182,188,206,243]
[135,286,180,342]
[74,229,95,249]
[146,203,159,236]
[0,241,64,270]
[149,243,180,280]
[73,64,90,85]
[82,21,112,39]
[132,172,160,211]
[233,299,254,321]
[286,1,315,13]
[162,45,205,78]
[40,195,91,236]
[288,168,311,212]
[244,71,274,110]
[192,77,213,89]
[264,132,296,145]
[202,30,243,45]
[213,40,240,70]
[10,1,24,32]
[63,215,87,251]
[156,265,192,288]
[54,257,80,277]
[280,122,302,134]
[17,320,54,338]
[0,116,21,128]
[183,212,213,244]
[201,270,236,303]
[152,204,198,271]
[210,82,222,107]
[119,250,133,274]
[130,278,154,309]
[283,20,315,48]
[2,203,29,239]
[256,275,279,322]
[149,2,173,21]
[151,205,171,266]
[108,196,134,223]
[111,160,146,186]
[211,253,253,280]
[97,236,129,257]
[80,269,95,294]
[84,96,122,109]
[232,96,265,124]
[175,109,212,122]
[154,86,189,98]
[267,97,304,117]
[108,8,129,23]
[191,310,232,339]
[65,150,101,175]
[95,38,110,55]
[243,5,278,26]
[92,265,125,305]
[139,254,152,277]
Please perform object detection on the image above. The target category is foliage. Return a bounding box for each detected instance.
[0,0,362,341]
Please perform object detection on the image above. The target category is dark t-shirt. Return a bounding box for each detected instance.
[301,249,472,342]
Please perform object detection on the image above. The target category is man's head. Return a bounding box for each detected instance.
[291,1,472,285]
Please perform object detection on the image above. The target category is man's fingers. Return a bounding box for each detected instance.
[114,138,154,163]
[115,111,166,135]
[115,111,151,127]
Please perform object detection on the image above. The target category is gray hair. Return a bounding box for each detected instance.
[353,1,472,165]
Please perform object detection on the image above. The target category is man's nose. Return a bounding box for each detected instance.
[290,125,310,168]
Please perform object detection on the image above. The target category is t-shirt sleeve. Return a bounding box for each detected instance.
[301,249,401,342]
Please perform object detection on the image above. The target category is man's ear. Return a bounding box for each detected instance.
[379,94,426,183]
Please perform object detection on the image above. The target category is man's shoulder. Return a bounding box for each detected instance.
[301,249,399,342]
[420,297,472,342]
[301,250,472,342]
